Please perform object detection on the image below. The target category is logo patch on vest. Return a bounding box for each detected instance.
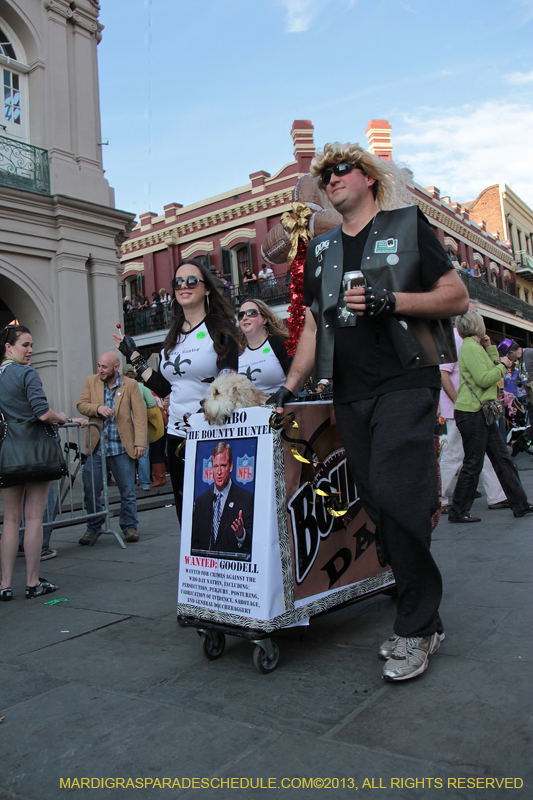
[315,240,330,258]
[375,238,398,254]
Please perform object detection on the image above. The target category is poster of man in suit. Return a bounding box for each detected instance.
[191,440,255,559]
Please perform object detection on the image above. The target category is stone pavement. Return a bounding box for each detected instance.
[1,457,532,800]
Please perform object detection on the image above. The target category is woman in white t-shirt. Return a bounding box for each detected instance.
[238,299,290,394]
[114,259,240,523]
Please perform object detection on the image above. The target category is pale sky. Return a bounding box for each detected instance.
[97,0,533,218]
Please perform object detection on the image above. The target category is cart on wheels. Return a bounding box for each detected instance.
[177,403,395,674]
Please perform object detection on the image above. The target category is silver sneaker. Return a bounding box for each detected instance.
[378,631,444,661]
[382,632,445,682]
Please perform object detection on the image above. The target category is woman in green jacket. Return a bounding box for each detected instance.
[450,311,533,523]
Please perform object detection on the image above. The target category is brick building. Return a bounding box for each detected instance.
[121,118,533,357]
[465,183,533,302]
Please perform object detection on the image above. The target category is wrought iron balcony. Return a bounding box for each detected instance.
[123,272,292,337]
[459,272,533,322]
[0,135,50,194]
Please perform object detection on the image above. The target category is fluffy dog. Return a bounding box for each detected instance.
[201,373,269,426]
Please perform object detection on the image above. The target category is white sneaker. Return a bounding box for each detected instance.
[382,632,445,681]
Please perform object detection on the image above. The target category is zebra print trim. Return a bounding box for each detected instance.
[177,569,395,633]
[273,424,296,614]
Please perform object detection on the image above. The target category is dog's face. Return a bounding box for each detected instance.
[202,373,268,426]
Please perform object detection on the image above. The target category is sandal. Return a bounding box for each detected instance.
[25,577,59,599]
[0,587,13,601]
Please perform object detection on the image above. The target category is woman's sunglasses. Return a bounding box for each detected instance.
[237,309,261,320]
[321,162,363,187]
[171,276,205,290]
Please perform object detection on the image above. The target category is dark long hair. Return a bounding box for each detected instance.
[0,324,31,361]
[163,259,239,360]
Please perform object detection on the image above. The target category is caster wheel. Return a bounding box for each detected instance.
[199,631,225,660]
[253,642,280,673]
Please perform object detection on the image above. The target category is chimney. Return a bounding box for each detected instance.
[291,120,315,174]
[366,119,392,161]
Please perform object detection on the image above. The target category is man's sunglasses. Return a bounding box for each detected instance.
[171,276,205,290]
[237,309,261,320]
[321,162,363,187]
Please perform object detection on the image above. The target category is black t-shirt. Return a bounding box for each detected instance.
[304,209,452,402]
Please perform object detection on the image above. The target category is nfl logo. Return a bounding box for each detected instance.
[237,455,254,484]
[203,458,213,484]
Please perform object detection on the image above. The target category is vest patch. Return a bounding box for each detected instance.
[315,240,330,258]
[375,238,398,254]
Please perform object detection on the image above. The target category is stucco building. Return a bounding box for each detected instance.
[0,0,134,412]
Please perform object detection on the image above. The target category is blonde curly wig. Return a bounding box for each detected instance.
[310,142,414,211]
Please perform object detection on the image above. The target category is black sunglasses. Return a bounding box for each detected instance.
[321,162,363,187]
[237,309,261,320]
[171,276,205,290]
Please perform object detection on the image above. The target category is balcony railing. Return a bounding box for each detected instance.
[459,272,533,322]
[124,272,292,337]
[0,135,50,194]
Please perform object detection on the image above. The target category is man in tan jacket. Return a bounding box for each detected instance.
[77,352,147,545]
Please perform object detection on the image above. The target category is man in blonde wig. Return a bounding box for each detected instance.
[270,141,469,681]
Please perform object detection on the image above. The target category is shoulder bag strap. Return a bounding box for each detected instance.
[462,377,483,405]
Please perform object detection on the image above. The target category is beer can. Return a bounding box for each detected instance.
[342,270,366,314]
[342,270,366,291]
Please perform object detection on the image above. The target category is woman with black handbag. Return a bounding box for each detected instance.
[449,311,533,523]
[0,324,86,600]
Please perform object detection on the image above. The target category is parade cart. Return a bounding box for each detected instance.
[177,403,395,673]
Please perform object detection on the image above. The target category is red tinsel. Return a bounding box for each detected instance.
[285,238,307,357]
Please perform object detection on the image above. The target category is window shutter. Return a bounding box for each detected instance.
[220,248,232,280]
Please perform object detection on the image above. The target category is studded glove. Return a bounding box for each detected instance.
[117,335,138,359]
[266,386,296,408]
[364,287,397,317]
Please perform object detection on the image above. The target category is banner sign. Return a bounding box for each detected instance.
[177,404,393,632]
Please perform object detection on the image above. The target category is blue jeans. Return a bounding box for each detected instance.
[83,448,138,533]
[137,434,151,488]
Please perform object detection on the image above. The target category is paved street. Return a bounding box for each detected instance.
[1,457,532,799]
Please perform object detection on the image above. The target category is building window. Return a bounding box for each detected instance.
[0,28,16,59]
[507,219,514,256]
[3,69,20,125]
[525,289,530,303]
[236,245,250,276]
[194,254,211,270]
[0,24,27,140]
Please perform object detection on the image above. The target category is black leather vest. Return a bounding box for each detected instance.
[305,206,457,379]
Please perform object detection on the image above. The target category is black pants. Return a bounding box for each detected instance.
[335,388,443,639]
[452,409,529,518]
[167,434,186,524]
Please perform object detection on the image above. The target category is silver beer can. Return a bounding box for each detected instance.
[342,270,366,313]
[342,270,366,291]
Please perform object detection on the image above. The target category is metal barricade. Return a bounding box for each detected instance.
[23,422,126,549]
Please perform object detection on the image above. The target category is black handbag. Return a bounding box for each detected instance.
[0,412,68,487]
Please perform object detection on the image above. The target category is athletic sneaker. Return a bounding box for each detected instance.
[378,631,445,661]
[382,632,445,681]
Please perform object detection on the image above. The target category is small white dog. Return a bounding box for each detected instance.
[201,373,269,426]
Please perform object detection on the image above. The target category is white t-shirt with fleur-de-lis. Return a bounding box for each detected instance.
[160,321,218,436]
[239,342,286,394]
